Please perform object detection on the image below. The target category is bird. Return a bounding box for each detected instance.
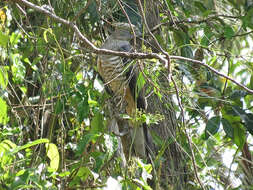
[97,23,147,158]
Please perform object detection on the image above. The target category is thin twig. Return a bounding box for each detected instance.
[210,30,253,45]
[12,104,52,109]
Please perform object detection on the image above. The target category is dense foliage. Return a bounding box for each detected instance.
[0,0,253,189]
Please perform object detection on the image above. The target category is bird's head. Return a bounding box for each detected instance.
[111,22,141,41]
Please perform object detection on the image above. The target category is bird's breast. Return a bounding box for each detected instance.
[97,55,126,95]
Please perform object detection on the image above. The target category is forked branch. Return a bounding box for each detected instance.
[11,0,253,95]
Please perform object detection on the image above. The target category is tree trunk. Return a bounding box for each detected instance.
[138,1,189,189]
[108,0,190,188]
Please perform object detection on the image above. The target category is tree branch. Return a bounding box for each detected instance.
[151,14,241,32]
[170,56,253,94]
[12,0,253,95]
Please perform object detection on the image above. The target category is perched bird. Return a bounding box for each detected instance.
[97,23,146,158]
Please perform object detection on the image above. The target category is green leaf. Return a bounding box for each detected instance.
[55,99,63,114]
[0,140,17,166]
[224,25,235,39]
[91,151,105,172]
[119,0,141,25]
[244,113,253,135]
[221,118,233,138]
[194,1,207,13]
[76,166,91,181]
[242,8,253,29]
[136,158,152,183]
[181,46,193,58]
[59,171,71,177]
[75,84,89,122]
[0,140,17,149]
[88,90,97,106]
[230,106,245,116]
[149,131,164,147]
[87,1,99,24]
[76,133,100,156]
[233,125,245,149]
[91,112,104,134]
[205,116,221,139]
[23,57,38,71]
[0,97,8,125]
[250,74,253,89]
[10,31,21,46]
[9,139,49,155]
[201,26,213,46]
[229,90,248,99]
[45,143,60,172]
[77,100,89,122]
[11,170,31,190]
[0,31,9,47]
[43,28,53,43]
[137,72,146,96]
[10,53,26,82]
[173,29,186,46]
[209,56,218,66]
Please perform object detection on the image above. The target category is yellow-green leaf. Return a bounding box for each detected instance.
[10,139,49,155]
[43,28,53,43]
[0,9,6,24]
[0,97,8,125]
[0,31,9,47]
[46,143,59,172]
[0,66,8,90]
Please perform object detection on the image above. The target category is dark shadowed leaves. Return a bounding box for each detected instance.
[243,113,253,135]
[204,116,221,139]
[233,125,246,149]
[221,118,233,138]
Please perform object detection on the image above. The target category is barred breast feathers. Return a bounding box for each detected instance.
[98,38,132,89]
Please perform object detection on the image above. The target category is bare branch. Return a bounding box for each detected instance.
[170,56,253,94]
[152,14,241,32]
[12,0,167,62]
